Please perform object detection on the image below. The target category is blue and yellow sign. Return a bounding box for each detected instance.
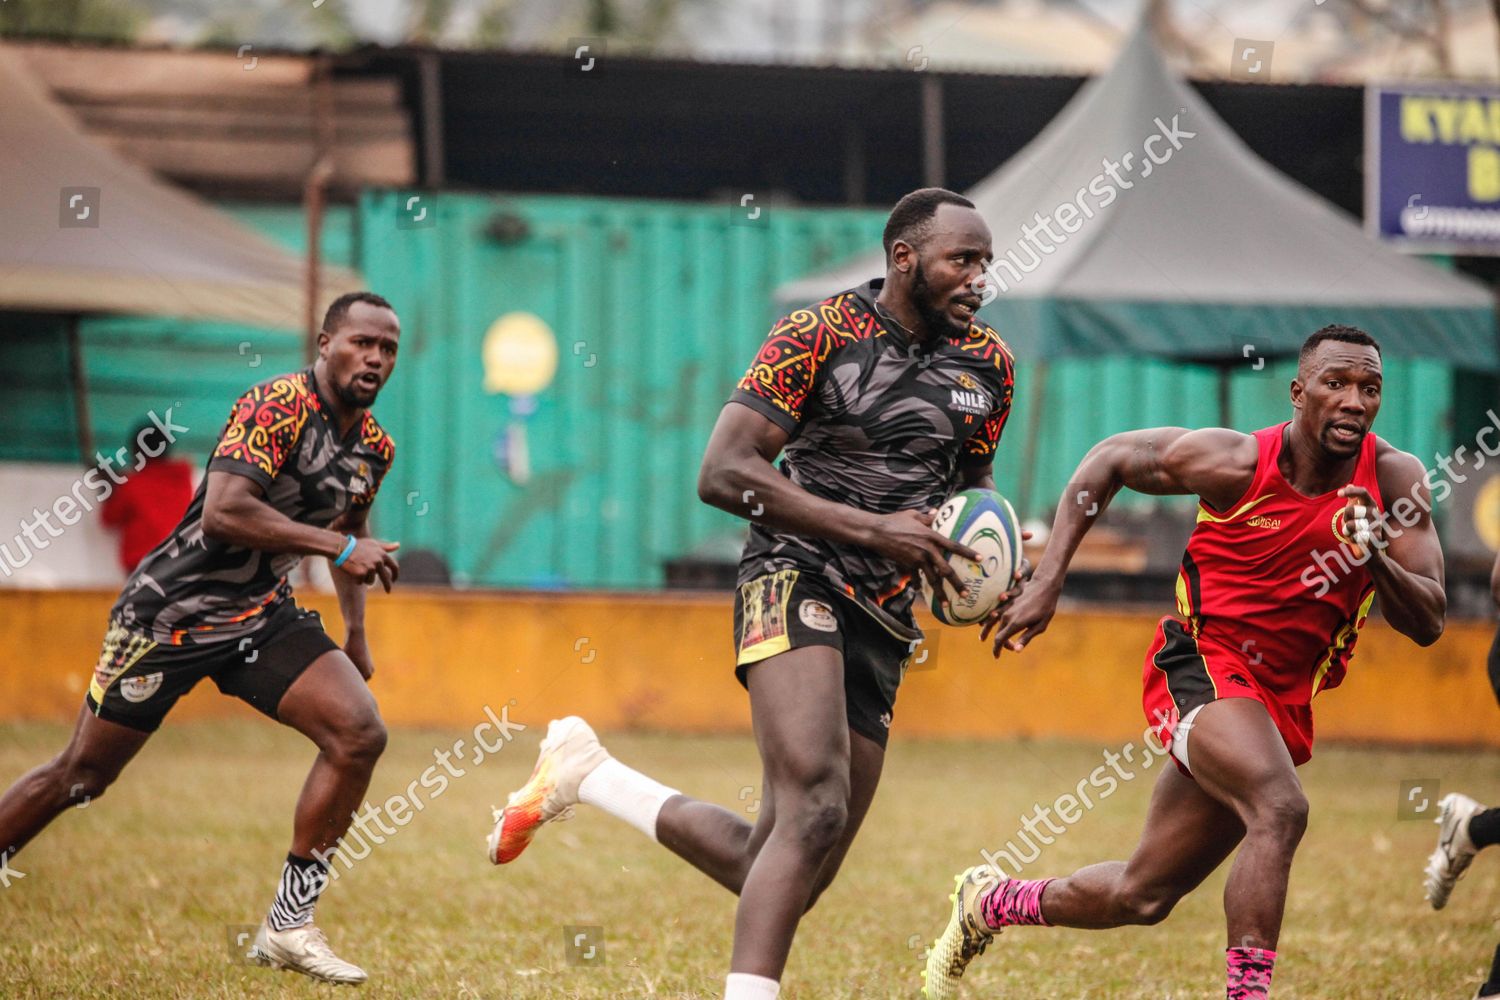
[1367,83,1500,255]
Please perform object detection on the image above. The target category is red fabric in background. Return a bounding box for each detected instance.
[100,459,195,573]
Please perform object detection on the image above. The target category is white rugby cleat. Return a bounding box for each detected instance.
[488,716,610,865]
[248,921,368,985]
[1424,792,1485,910]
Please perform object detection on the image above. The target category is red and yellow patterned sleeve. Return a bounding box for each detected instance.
[962,330,1017,465]
[208,376,313,489]
[729,310,830,433]
[351,415,396,509]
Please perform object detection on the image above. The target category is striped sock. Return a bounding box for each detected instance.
[979,877,1054,929]
[1226,946,1276,999]
[267,853,330,931]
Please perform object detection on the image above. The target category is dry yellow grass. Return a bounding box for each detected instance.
[1,719,1496,998]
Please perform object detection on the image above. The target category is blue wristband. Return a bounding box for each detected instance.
[333,534,358,567]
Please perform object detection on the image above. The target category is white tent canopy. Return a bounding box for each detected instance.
[778,23,1497,369]
[0,43,360,330]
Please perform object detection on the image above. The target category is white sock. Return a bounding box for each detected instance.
[577,757,679,842]
[724,972,780,999]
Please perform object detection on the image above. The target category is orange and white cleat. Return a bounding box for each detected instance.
[487,716,609,865]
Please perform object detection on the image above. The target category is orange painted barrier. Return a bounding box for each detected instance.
[1,589,1495,747]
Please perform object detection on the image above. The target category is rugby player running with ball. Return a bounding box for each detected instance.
[489,188,1020,1000]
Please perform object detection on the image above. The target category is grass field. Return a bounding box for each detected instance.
[1,718,1497,999]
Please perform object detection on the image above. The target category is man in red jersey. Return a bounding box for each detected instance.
[922,325,1445,1000]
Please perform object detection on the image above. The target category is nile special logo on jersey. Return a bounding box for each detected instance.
[950,373,989,416]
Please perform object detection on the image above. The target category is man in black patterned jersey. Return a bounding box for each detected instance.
[0,292,403,985]
[491,189,1020,999]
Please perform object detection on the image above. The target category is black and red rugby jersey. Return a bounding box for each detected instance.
[730,279,1016,635]
[112,368,395,645]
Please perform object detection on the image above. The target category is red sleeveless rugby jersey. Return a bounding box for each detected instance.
[1172,422,1382,705]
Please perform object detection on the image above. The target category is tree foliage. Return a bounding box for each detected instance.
[0,0,147,42]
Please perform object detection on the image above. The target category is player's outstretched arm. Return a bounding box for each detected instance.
[983,426,1256,656]
[202,471,399,587]
[698,402,979,596]
[1345,446,1445,647]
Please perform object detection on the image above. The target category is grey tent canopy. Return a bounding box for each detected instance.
[777,23,1498,370]
[0,43,361,329]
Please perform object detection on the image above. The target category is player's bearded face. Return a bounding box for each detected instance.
[335,369,380,409]
[330,338,385,408]
[911,258,974,338]
[321,305,400,410]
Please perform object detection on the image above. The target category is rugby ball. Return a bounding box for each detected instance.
[921,489,1024,626]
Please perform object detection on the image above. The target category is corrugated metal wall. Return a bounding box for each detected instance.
[0,193,1459,589]
[360,190,1456,587]
[358,191,891,587]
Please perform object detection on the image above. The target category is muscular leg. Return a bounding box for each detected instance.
[1181,698,1308,951]
[0,706,150,860]
[729,645,857,979]
[274,650,388,858]
[655,722,884,911]
[804,730,883,909]
[655,778,773,894]
[1039,756,1245,928]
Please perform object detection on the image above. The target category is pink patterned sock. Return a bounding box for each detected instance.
[979,877,1054,929]
[1226,946,1276,999]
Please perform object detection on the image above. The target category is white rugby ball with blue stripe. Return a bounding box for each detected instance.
[921,488,1024,626]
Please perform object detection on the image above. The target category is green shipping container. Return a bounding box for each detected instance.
[357,191,890,587]
[0,192,1464,589]
[359,191,1456,588]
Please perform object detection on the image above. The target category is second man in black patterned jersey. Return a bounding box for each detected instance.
[490,188,1023,1000]
[0,292,404,986]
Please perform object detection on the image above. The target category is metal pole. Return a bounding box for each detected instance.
[921,74,945,188]
[67,314,94,465]
[304,53,336,359]
[843,121,866,204]
[418,51,446,187]
[1018,361,1048,520]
